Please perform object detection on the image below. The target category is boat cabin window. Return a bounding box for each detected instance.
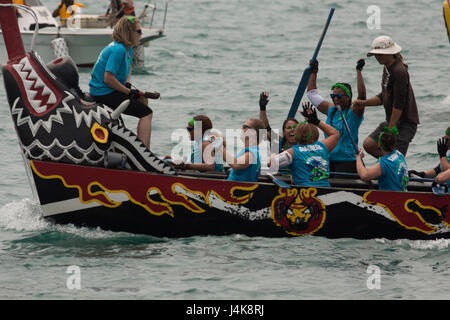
[24,0,44,7]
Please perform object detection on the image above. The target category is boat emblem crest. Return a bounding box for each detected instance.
[271,187,326,235]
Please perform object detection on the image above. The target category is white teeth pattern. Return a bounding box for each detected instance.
[12,56,58,114]
[12,96,72,136]
[21,138,104,164]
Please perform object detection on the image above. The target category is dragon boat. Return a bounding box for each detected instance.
[1,0,449,240]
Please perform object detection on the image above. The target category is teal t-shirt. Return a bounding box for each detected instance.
[290,141,330,187]
[378,150,408,191]
[325,106,363,162]
[227,146,261,182]
[89,42,132,96]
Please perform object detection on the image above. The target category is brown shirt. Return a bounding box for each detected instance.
[377,59,420,124]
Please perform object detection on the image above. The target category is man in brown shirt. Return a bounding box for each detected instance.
[353,36,419,158]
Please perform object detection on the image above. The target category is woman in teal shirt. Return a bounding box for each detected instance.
[174,115,224,173]
[306,59,366,174]
[89,16,156,149]
[224,118,265,182]
[356,128,409,191]
[269,103,340,187]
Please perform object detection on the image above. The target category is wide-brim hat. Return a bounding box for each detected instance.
[367,35,402,57]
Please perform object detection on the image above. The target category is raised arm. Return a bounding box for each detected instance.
[352,59,366,118]
[306,60,333,115]
[258,91,280,146]
[300,102,340,153]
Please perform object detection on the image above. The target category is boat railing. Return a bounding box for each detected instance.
[173,169,434,193]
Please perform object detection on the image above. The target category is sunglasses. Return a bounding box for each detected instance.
[286,124,298,130]
[135,29,142,35]
[330,93,347,99]
[186,127,194,131]
[242,124,252,130]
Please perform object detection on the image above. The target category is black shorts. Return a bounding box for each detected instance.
[92,91,153,119]
[368,121,417,156]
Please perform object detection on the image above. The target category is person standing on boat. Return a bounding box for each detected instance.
[409,126,450,192]
[89,16,156,149]
[52,0,85,26]
[353,35,419,158]
[223,118,265,182]
[306,59,366,174]
[173,115,224,173]
[269,103,340,187]
[356,129,409,191]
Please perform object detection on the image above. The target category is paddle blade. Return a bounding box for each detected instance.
[288,67,312,119]
[267,172,292,189]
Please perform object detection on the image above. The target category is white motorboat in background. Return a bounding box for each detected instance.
[0,0,167,68]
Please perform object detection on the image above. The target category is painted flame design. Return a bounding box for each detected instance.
[31,160,258,217]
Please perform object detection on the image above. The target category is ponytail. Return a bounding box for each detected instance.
[394,53,408,69]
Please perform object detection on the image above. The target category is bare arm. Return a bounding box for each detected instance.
[319,121,340,153]
[440,157,450,172]
[223,147,252,170]
[388,107,402,129]
[352,59,367,118]
[104,71,131,95]
[436,168,450,184]
[356,149,383,181]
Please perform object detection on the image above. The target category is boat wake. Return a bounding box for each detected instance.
[0,198,49,232]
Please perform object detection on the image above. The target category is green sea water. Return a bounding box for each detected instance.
[0,0,449,300]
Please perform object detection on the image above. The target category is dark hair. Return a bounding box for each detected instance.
[294,123,319,145]
[193,115,213,134]
[248,118,266,144]
[282,118,299,131]
[378,131,397,152]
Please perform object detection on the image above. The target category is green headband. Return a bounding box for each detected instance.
[378,125,399,150]
[331,83,352,99]
[127,16,136,24]
[446,129,450,135]
[188,118,195,127]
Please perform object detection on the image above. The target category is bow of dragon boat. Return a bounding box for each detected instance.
[1,0,449,240]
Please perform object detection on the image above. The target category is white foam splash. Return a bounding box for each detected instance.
[407,239,450,250]
[0,198,49,232]
[442,95,450,105]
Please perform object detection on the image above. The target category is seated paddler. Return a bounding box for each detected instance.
[268,102,340,187]
[408,126,450,193]
[356,127,409,191]
[223,118,265,182]
[173,115,224,172]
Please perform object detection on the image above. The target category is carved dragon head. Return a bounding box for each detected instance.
[0,1,174,174]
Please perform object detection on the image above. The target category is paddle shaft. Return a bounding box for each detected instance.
[330,171,435,183]
[336,105,359,154]
[288,8,335,119]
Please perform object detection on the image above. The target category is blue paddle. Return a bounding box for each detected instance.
[267,172,292,189]
[287,8,335,119]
